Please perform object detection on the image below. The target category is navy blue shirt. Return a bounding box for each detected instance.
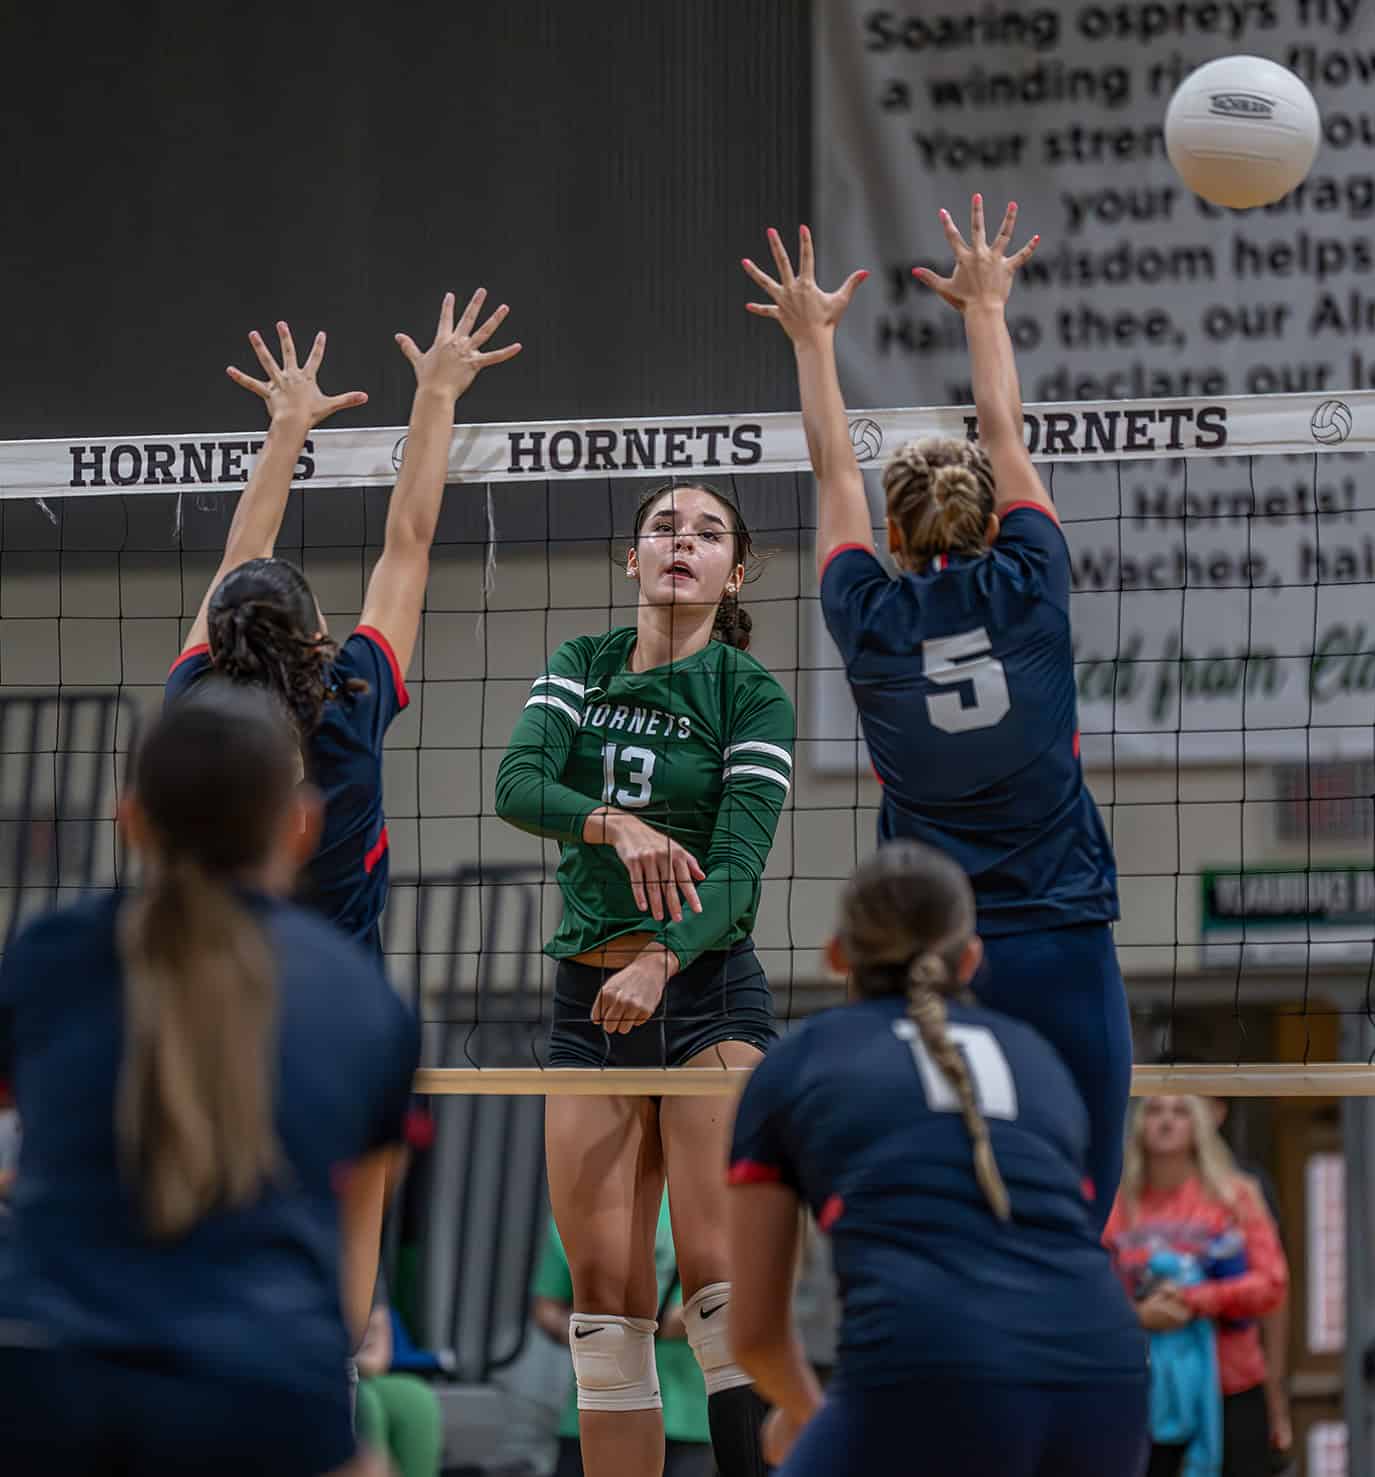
[0,891,419,1394]
[729,997,1145,1389]
[166,628,408,955]
[820,506,1117,936]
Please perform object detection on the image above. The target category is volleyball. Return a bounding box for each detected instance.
[1311,399,1353,445]
[849,417,883,461]
[1164,56,1320,209]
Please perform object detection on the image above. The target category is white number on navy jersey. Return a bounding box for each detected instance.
[922,628,1011,734]
[600,743,656,808]
[893,1020,1019,1120]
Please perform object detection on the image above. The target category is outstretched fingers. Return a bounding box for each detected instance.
[938,207,968,256]
[741,256,783,300]
[766,227,796,286]
[394,332,423,367]
[327,390,370,412]
[303,330,327,377]
[798,224,815,281]
[837,268,870,307]
[477,340,523,366]
[990,201,1018,256]
[248,329,283,382]
[1009,233,1042,271]
[435,290,456,342]
[469,301,510,349]
[225,364,272,399]
[276,320,298,371]
[455,286,487,339]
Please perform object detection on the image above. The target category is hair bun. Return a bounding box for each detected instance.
[908,952,948,989]
[930,464,979,502]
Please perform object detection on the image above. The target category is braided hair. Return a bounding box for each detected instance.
[882,437,997,574]
[631,482,757,651]
[206,558,364,740]
[840,841,1012,1221]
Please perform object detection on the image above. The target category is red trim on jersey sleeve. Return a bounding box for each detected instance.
[818,1194,845,1232]
[727,1160,784,1186]
[1081,1177,1096,1203]
[999,499,1061,527]
[354,626,411,710]
[1073,730,1081,760]
[819,542,877,581]
[168,643,211,678]
[364,825,390,876]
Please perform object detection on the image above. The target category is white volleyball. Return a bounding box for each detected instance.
[1165,56,1320,209]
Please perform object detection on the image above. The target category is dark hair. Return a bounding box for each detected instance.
[839,841,1010,1221]
[116,682,299,1238]
[207,557,362,738]
[631,482,756,651]
[882,437,997,573]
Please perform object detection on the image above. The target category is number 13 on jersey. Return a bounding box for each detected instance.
[601,743,656,808]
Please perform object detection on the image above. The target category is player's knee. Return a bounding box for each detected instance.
[684,1282,754,1395]
[568,1314,661,1412]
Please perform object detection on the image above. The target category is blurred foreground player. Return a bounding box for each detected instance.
[743,203,1128,1226]
[726,841,1147,1477]
[0,685,418,1476]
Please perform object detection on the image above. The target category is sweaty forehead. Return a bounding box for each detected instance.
[642,487,733,526]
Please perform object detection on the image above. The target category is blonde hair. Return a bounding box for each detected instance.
[841,842,1011,1221]
[882,437,996,573]
[117,685,296,1239]
[1117,1095,1242,1219]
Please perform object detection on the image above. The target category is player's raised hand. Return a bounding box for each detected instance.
[742,226,869,346]
[913,194,1040,314]
[226,322,368,429]
[395,288,522,402]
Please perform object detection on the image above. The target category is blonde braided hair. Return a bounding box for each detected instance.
[841,841,1011,1222]
[906,951,1011,1221]
[882,437,997,573]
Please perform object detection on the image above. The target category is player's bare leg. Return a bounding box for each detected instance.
[546,1094,666,1477]
[662,1040,771,1477]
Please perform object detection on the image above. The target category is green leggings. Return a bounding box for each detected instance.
[356,1374,443,1477]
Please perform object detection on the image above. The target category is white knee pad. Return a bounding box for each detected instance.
[569,1314,662,1412]
[684,1282,753,1395]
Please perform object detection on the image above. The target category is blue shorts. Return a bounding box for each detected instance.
[0,1345,355,1476]
[781,1376,1149,1477]
[976,923,1132,1231]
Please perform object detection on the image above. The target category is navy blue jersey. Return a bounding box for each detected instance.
[0,890,419,1395]
[729,997,1145,1389]
[166,627,407,955]
[820,506,1117,936]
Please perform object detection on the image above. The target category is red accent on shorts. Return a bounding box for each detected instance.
[405,1106,436,1151]
[873,764,885,787]
[819,542,876,581]
[1000,499,1061,527]
[1073,730,1081,760]
[934,553,948,572]
[727,1160,784,1186]
[1081,1177,1096,1203]
[819,1194,845,1232]
[355,625,410,710]
[168,643,210,677]
[364,825,390,875]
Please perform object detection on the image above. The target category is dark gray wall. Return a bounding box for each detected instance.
[4,3,810,439]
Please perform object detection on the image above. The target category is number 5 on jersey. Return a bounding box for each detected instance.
[893,1020,1019,1120]
[601,743,656,808]
[923,628,1011,734]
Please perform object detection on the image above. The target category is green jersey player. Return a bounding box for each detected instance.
[496,481,794,1477]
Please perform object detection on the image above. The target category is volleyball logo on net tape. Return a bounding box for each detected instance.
[849,417,883,462]
[1310,399,1352,446]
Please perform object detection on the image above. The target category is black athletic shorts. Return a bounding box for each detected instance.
[548,937,777,1068]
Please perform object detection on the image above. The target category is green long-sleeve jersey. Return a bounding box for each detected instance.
[494,628,795,969]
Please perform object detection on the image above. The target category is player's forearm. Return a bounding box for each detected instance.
[793,336,872,562]
[659,867,759,969]
[964,303,1025,450]
[222,414,311,566]
[494,752,598,843]
[733,1327,824,1426]
[384,385,457,550]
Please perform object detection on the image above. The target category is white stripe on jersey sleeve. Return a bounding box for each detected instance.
[724,740,793,770]
[524,693,582,726]
[531,673,586,699]
[723,763,791,795]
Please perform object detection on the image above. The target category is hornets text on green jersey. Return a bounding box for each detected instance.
[495,628,794,968]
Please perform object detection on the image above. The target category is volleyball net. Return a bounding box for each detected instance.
[4,388,1375,1095]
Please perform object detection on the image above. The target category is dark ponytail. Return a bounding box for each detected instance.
[631,482,758,651]
[840,840,1011,1222]
[207,557,363,739]
[117,683,299,1238]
